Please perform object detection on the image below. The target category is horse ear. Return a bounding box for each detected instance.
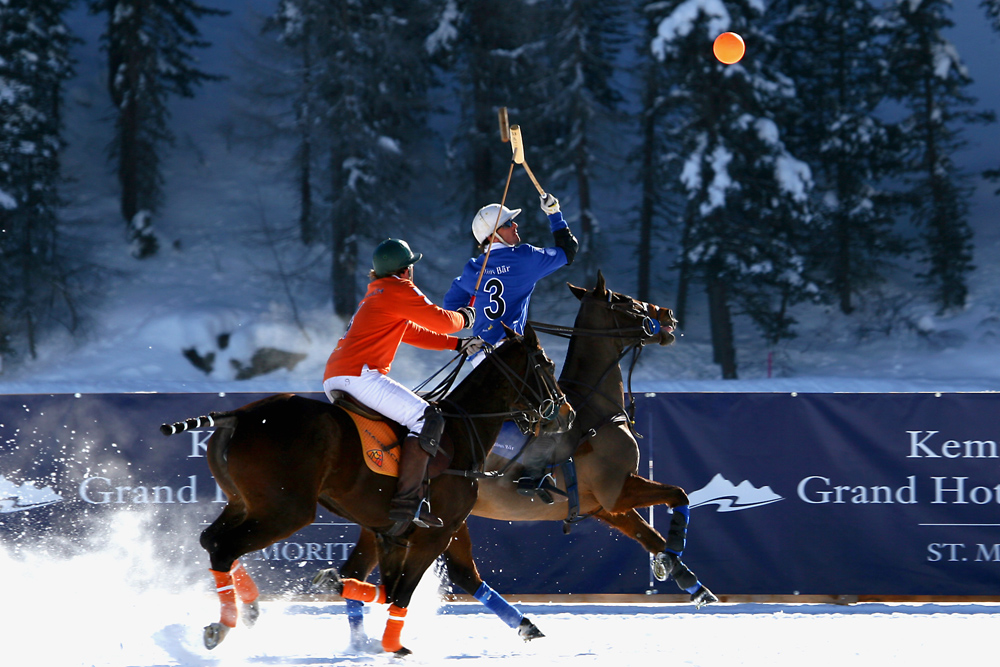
[594,270,607,297]
[567,282,588,300]
[501,322,517,338]
[522,322,540,348]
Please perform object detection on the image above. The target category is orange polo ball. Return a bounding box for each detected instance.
[713,32,745,64]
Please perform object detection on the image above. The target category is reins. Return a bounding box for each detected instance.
[417,339,567,478]
[527,294,665,441]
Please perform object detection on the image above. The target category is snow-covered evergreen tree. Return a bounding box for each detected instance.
[527,0,627,273]
[649,0,817,379]
[980,0,1000,194]
[88,0,227,257]
[0,0,78,360]
[268,0,441,317]
[883,0,994,312]
[634,1,687,308]
[437,0,547,251]
[768,0,906,315]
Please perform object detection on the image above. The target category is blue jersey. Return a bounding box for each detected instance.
[444,242,567,345]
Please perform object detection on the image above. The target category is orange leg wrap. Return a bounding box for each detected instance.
[230,561,259,603]
[210,569,238,628]
[381,604,408,653]
[340,578,387,604]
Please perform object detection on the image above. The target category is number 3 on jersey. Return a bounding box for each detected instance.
[484,277,506,320]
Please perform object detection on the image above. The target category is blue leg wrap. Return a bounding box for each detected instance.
[345,598,365,632]
[665,504,691,556]
[474,582,523,628]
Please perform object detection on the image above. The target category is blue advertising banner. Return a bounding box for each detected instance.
[640,392,1000,596]
[1,392,997,596]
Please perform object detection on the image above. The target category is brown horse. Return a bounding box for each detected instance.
[160,323,573,656]
[322,272,716,646]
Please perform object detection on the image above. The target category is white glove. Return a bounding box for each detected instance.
[456,337,486,356]
[540,193,560,215]
[457,306,475,329]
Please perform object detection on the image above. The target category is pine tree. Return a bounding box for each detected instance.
[257,0,328,247]
[0,0,78,360]
[648,1,817,379]
[268,1,439,318]
[634,2,687,308]
[883,0,994,312]
[88,0,228,258]
[980,0,1000,194]
[527,0,627,273]
[769,0,907,315]
[441,0,548,250]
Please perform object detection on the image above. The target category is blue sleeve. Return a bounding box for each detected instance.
[443,260,477,310]
[548,211,568,232]
[443,278,470,310]
[521,243,568,281]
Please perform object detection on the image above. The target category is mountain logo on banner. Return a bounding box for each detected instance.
[0,474,63,513]
[688,473,783,512]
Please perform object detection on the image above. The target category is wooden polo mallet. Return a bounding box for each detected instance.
[469,107,517,306]
[508,124,546,196]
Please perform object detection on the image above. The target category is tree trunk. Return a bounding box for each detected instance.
[674,212,693,327]
[332,208,359,318]
[707,273,737,379]
[637,68,658,303]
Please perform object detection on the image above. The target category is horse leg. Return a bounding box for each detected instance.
[595,507,718,608]
[376,532,455,655]
[606,473,688,513]
[312,528,381,652]
[444,523,543,640]
[200,503,315,649]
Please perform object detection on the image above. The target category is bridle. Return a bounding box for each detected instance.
[530,292,667,345]
[417,334,570,472]
[528,291,673,439]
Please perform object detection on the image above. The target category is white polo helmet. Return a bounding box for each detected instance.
[472,204,521,244]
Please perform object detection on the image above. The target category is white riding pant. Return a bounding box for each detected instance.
[323,366,428,435]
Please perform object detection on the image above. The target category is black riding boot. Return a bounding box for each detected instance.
[388,407,445,534]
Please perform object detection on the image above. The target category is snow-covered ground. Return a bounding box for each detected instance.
[1,512,996,667]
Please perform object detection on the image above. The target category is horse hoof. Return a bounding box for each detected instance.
[517,617,545,641]
[393,646,413,657]
[311,568,344,594]
[652,552,677,582]
[203,622,231,650]
[348,635,383,654]
[691,585,719,609]
[241,600,260,628]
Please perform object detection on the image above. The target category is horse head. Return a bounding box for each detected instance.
[490,322,574,436]
[567,270,678,347]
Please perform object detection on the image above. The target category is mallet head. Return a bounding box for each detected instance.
[498,107,510,143]
[509,125,524,164]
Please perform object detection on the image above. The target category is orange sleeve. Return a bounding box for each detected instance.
[393,280,465,347]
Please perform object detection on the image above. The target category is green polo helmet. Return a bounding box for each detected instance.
[372,238,423,277]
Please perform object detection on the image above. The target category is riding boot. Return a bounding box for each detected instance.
[388,406,445,534]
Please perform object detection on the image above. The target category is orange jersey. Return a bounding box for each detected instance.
[324,275,465,379]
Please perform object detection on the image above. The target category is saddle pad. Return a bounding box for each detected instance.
[345,411,401,478]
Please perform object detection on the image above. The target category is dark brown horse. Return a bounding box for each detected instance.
[323,272,716,646]
[160,323,573,656]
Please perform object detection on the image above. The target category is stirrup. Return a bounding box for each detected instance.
[412,498,443,529]
[516,474,558,504]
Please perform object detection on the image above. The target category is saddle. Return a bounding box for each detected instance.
[327,391,453,478]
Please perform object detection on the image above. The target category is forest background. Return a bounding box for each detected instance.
[2,0,1000,391]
